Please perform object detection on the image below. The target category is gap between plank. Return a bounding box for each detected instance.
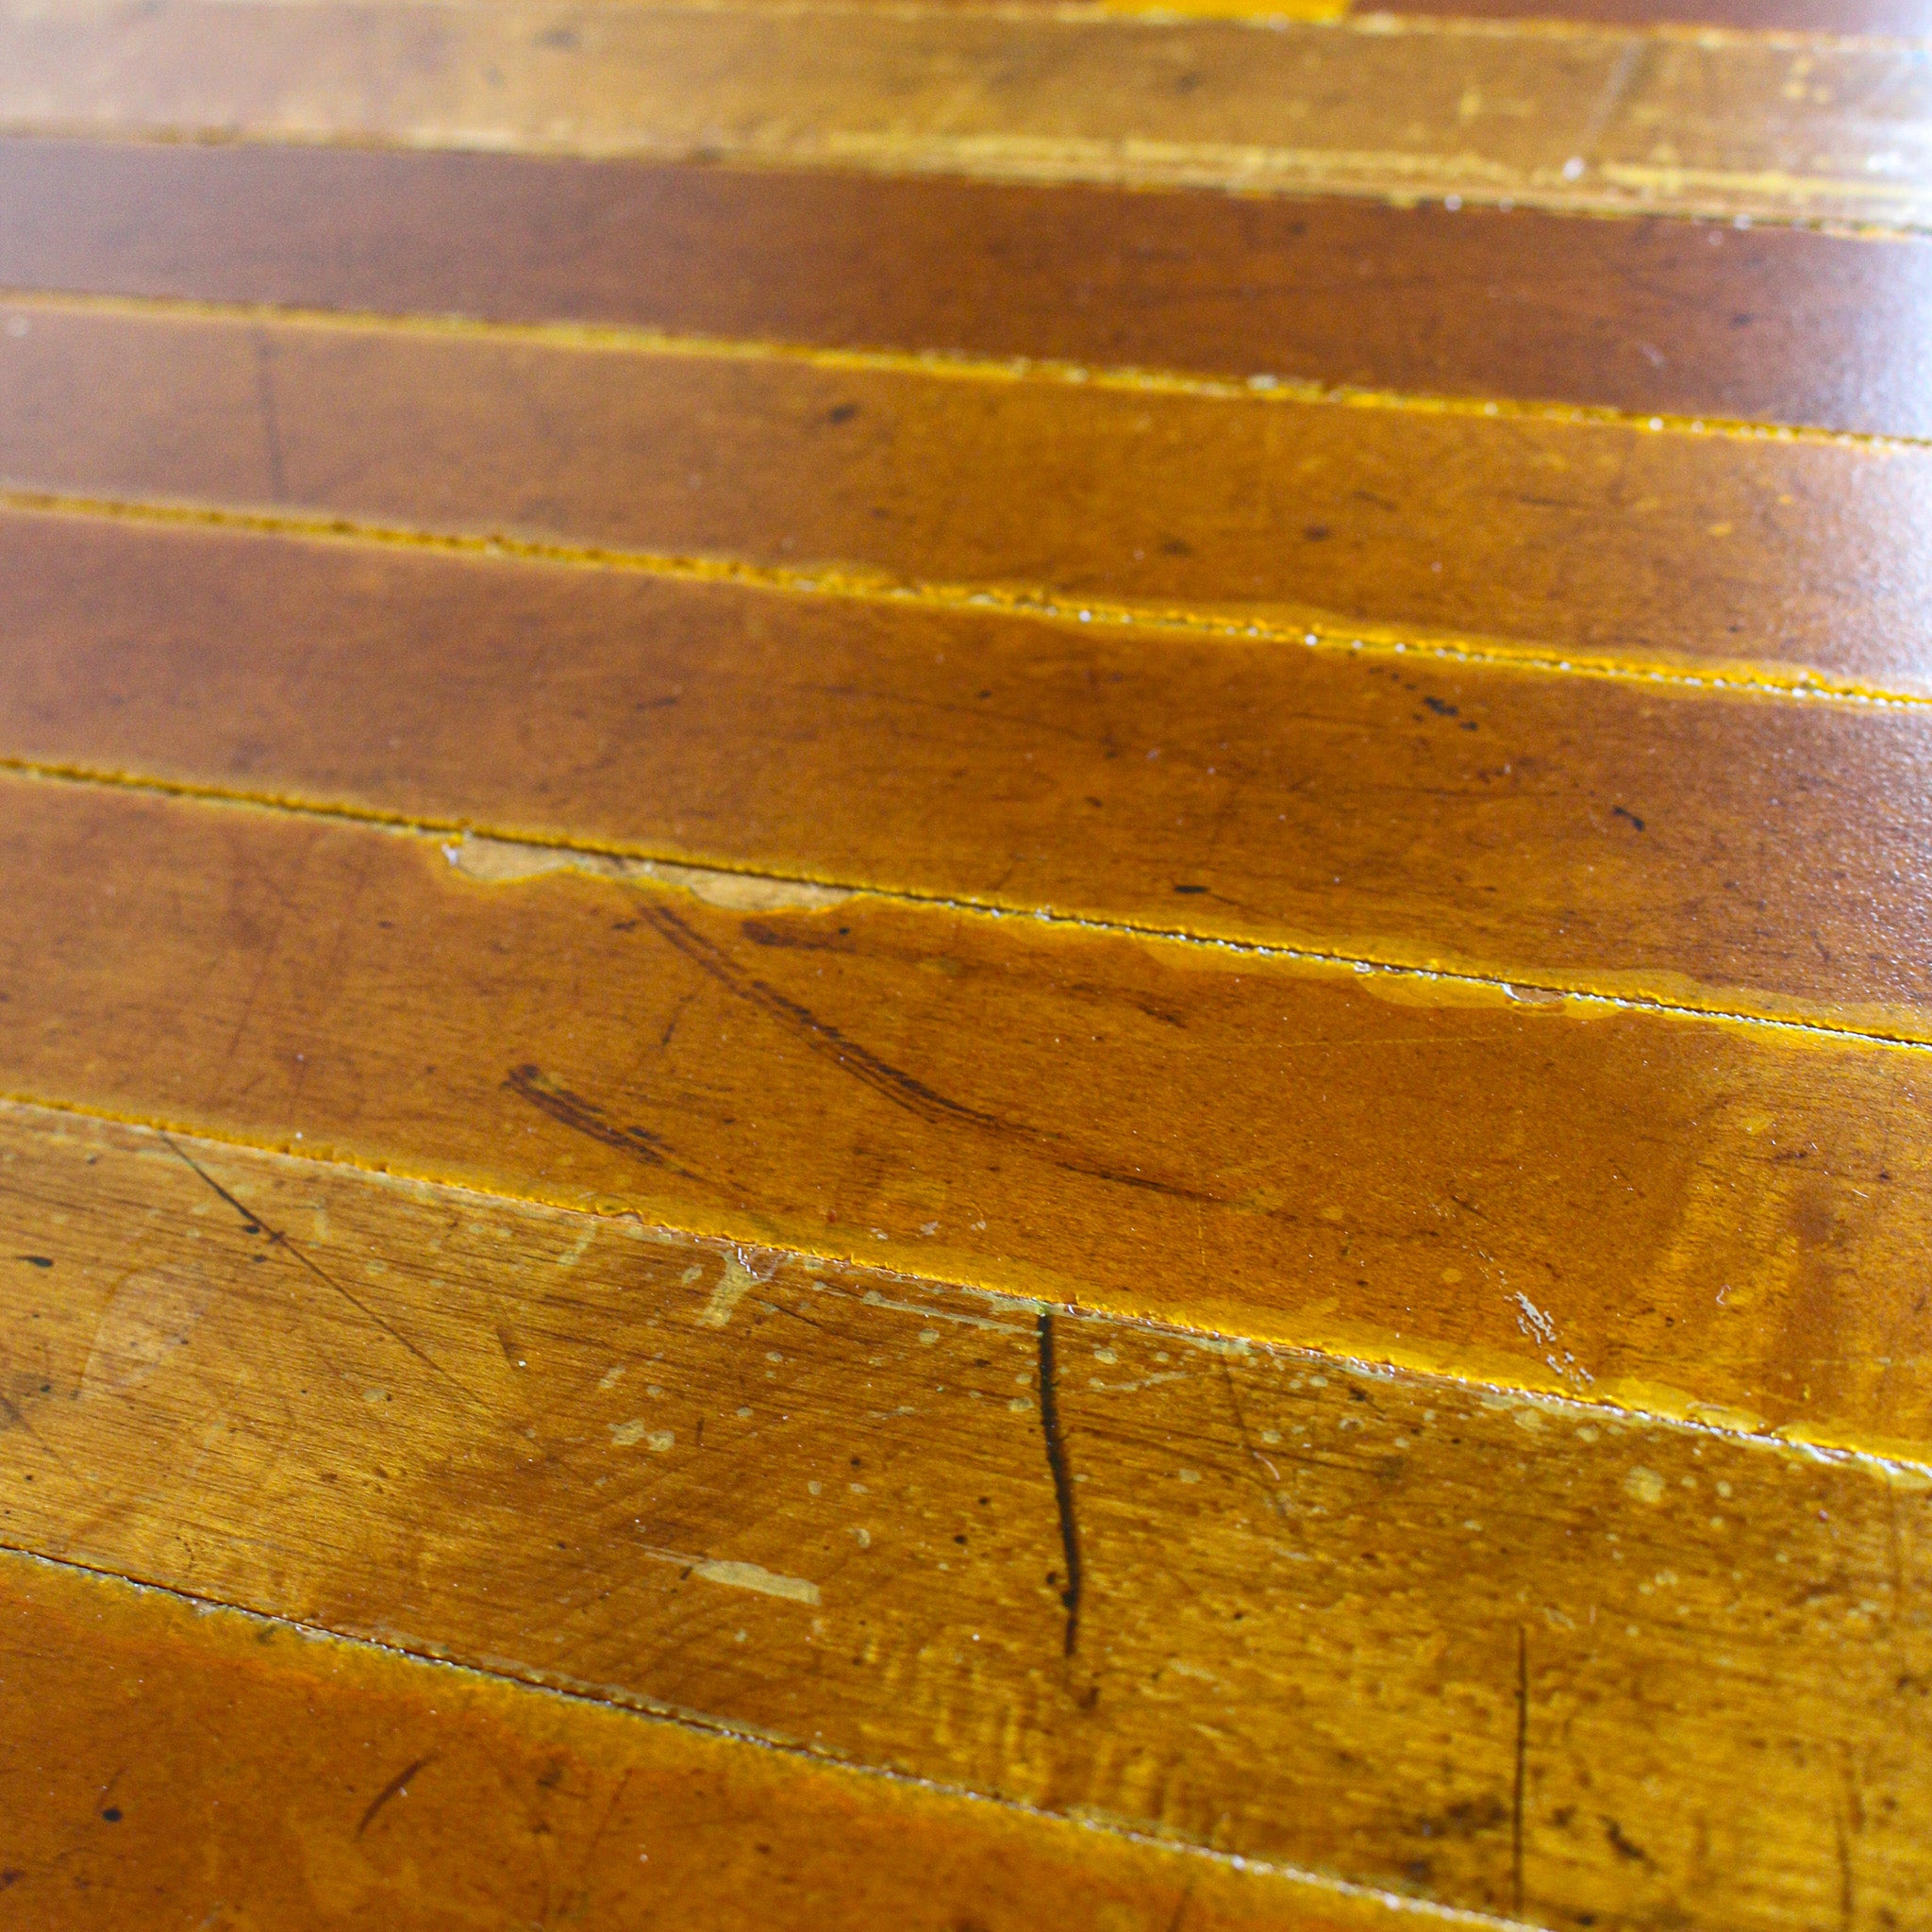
[0,486,1919,711]
[10,756,1932,1054]
[5,285,1922,454]
[16,755,1932,1050]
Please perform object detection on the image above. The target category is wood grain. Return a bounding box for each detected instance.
[3,1101,1929,1927]
[6,508,1932,1041]
[3,0,1930,227]
[6,138,1932,439]
[1,773,1929,1458]
[4,301,1928,693]
[0,1553,1381,1932]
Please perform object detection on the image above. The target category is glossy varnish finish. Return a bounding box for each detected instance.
[5,301,1930,692]
[5,509,1932,1039]
[5,2,1932,1926]
[3,1102,1929,1926]
[4,136,1931,438]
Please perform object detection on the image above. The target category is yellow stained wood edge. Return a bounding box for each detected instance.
[4,1099,1930,1927]
[2,0,1929,229]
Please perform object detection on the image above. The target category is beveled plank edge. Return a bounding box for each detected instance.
[0,1543,1524,1932]
[5,283,1924,455]
[5,1050,1930,1476]
[11,704,1932,1051]
[6,475,1924,711]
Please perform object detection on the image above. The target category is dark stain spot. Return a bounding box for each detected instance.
[827,403,859,425]
[1303,524,1332,541]
[1173,884,1208,895]
[1422,695,1459,718]
[100,1807,122,1824]
[14,1257,51,1269]
[1611,806,1646,831]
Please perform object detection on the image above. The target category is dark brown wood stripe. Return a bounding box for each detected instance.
[2,135,1929,438]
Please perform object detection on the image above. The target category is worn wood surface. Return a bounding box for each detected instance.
[6,508,1932,1041]
[4,300,1927,693]
[6,0,1932,1924]
[6,137,1931,439]
[3,773,1929,1461]
[3,1101,1929,1927]
[0,1552,1393,1932]
[5,0,1932,226]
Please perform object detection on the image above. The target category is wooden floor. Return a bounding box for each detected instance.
[2,1,1931,1925]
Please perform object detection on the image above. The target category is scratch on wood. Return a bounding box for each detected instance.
[1037,1310,1083,1658]
[357,1753,435,1839]
[161,1134,480,1406]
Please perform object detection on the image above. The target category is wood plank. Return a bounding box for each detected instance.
[0,1552,1374,1932]
[3,0,1930,227]
[6,138,1932,440]
[1,773,1929,1458]
[5,508,1932,1042]
[3,302,1927,694]
[3,1101,1928,1927]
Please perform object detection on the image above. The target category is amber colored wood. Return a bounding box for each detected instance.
[5,508,1932,1041]
[6,139,1932,440]
[4,304,1929,694]
[2,773,1930,1457]
[3,1101,1929,1925]
[0,1554,1385,1932]
[4,0,1931,227]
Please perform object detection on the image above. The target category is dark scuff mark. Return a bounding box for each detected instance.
[504,1065,698,1180]
[1602,1817,1652,1866]
[162,1134,480,1407]
[1037,1311,1083,1658]
[1611,805,1646,832]
[1513,1626,1528,1915]
[13,1256,52,1268]
[1220,1359,1284,1520]
[357,1754,436,1839]
[638,904,1224,1208]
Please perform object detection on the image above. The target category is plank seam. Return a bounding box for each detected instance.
[6,287,1923,453]
[1,487,1917,709]
[2,1090,1924,1476]
[8,756,1928,1050]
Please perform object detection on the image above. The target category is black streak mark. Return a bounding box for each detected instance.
[357,1754,436,1839]
[641,904,1008,1135]
[1513,1627,1528,1916]
[1611,806,1646,832]
[638,904,1221,1208]
[13,1256,52,1268]
[1037,1311,1083,1658]
[504,1066,698,1180]
[162,1136,477,1405]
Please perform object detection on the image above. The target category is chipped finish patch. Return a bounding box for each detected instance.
[445,834,850,912]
